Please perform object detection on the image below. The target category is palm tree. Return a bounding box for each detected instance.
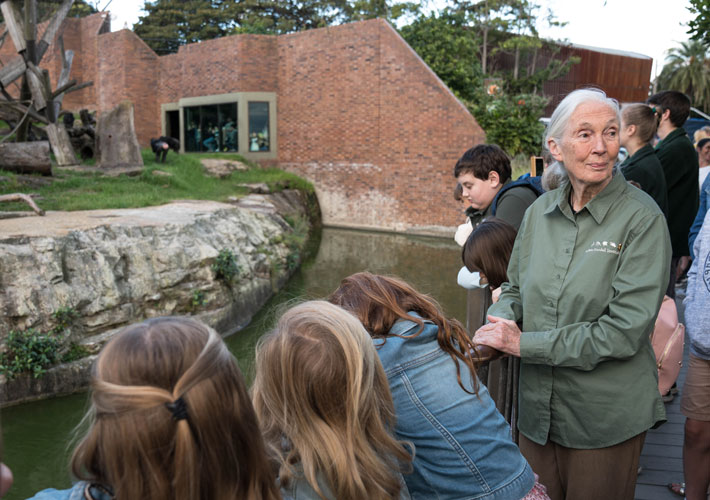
[657,40,710,113]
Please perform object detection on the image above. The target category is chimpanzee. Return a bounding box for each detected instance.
[150,136,180,163]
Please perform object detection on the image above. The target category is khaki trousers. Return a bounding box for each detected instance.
[519,432,646,500]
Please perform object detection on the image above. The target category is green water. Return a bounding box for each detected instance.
[1,227,465,499]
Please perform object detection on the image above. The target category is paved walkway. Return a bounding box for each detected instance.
[635,292,688,500]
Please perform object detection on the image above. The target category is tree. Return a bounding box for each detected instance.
[687,0,710,48]
[657,39,710,113]
[133,0,237,55]
[399,9,483,102]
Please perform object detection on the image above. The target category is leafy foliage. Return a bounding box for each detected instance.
[60,343,90,363]
[134,0,418,53]
[212,249,239,282]
[657,40,710,113]
[0,329,60,379]
[191,290,208,309]
[51,306,79,334]
[688,0,710,48]
[468,92,547,156]
[399,10,483,102]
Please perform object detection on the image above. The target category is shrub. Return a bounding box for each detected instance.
[191,290,208,309]
[51,306,79,334]
[212,249,239,282]
[0,329,60,379]
[468,92,548,157]
[61,343,91,363]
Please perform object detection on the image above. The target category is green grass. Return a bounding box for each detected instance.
[0,150,313,212]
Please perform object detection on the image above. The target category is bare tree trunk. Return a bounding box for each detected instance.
[46,123,78,166]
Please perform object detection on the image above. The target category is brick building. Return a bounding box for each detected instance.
[0,14,654,235]
[1,13,484,234]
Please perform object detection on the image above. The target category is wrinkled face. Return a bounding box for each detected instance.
[456,172,501,210]
[549,101,620,192]
[700,142,710,165]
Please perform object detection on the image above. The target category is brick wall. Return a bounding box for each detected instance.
[276,19,484,232]
[1,16,484,235]
[97,29,159,145]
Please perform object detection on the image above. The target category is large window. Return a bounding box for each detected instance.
[248,102,270,152]
[169,92,276,158]
[184,103,238,153]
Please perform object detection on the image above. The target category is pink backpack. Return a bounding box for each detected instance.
[650,296,685,395]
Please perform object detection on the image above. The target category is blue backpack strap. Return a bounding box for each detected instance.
[490,175,544,215]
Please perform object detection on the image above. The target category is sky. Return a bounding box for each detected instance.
[107,0,694,76]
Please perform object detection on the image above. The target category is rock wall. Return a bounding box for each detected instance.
[0,190,318,405]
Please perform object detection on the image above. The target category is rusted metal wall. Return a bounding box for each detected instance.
[542,45,652,115]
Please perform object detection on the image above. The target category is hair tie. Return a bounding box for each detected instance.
[165,396,189,421]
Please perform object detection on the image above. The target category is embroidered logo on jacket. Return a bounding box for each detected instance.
[585,240,622,255]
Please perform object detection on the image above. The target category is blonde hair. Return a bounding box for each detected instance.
[621,103,659,144]
[71,316,280,500]
[252,301,411,500]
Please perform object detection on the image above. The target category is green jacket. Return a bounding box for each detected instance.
[465,179,539,230]
[488,172,670,449]
[654,128,699,256]
[619,144,669,219]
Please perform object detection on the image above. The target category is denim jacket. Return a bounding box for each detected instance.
[376,314,534,500]
[29,482,113,500]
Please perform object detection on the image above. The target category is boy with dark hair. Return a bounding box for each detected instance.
[454,144,539,230]
[647,91,700,296]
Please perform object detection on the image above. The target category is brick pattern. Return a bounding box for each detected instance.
[0,16,484,233]
[276,20,483,230]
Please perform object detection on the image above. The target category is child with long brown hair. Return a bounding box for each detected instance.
[252,300,412,500]
[329,272,541,500]
[462,217,517,302]
[30,316,280,500]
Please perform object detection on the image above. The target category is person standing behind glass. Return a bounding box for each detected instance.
[475,88,671,500]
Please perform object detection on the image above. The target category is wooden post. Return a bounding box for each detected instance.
[46,122,78,166]
[466,286,520,443]
[0,1,26,53]
[24,0,37,64]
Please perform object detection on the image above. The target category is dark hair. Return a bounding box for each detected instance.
[647,91,691,128]
[454,144,512,183]
[328,272,480,394]
[622,104,660,144]
[462,218,517,288]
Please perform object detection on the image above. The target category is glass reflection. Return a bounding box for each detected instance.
[248,102,270,152]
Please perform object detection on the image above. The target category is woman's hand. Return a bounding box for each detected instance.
[491,286,502,303]
[474,315,522,357]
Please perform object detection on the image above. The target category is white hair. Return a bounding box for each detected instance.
[542,88,621,187]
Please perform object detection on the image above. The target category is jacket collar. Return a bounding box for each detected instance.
[656,127,689,148]
[545,170,626,224]
[620,144,655,169]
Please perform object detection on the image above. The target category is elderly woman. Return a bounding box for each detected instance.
[475,88,671,500]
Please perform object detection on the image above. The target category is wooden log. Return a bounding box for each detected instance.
[26,64,47,111]
[0,97,49,124]
[0,1,26,53]
[0,142,52,176]
[37,0,75,63]
[0,193,45,215]
[0,57,27,88]
[46,122,78,166]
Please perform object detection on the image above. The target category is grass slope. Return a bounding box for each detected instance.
[0,150,312,212]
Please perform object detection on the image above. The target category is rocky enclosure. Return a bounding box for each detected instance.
[0,190,319,405]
